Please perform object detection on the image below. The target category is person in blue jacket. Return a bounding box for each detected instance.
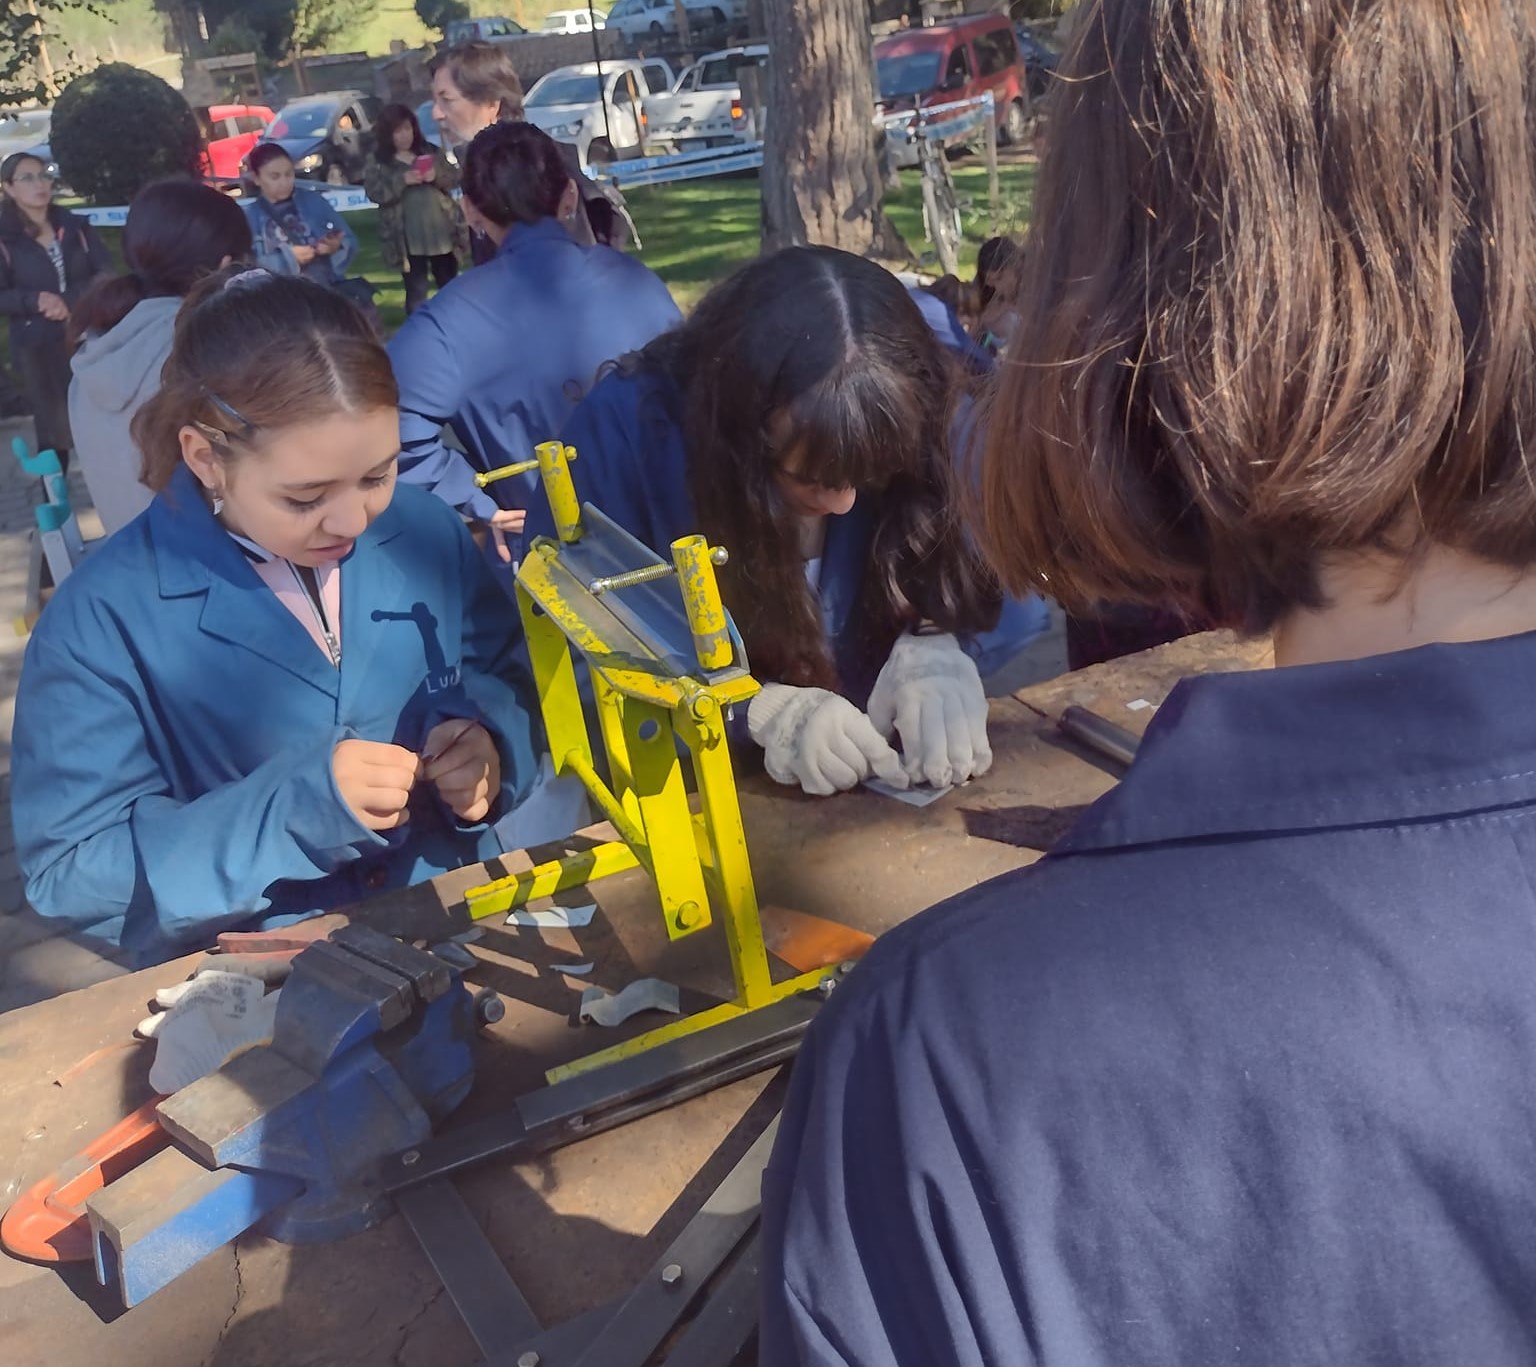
[533,247,1043,797]
[242,143,358,287]
[389,121,679,563]
[11,269,553,967]
[761,3,1536,1365]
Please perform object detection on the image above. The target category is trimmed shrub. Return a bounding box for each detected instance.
[51,63,203,206]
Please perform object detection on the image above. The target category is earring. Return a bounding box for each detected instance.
[212,496,225,517]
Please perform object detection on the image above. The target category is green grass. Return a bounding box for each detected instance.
[15,157,1033,368]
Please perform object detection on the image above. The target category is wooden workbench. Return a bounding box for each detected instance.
[0,631,1270,1367]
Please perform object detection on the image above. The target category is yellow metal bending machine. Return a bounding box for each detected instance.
[461,441,835,1083]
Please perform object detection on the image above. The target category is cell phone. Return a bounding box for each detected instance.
[412,154,435,177]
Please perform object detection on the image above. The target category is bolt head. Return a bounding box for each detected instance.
[517,1353,541,1367]
[675,900,703,930]
[661,1262,684,1287]
[401,1149,420,1166]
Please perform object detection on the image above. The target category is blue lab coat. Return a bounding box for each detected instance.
[13,468,544,967]
[389,217,681,525]
[535,368,1049,703]
[762,630,1536,1366]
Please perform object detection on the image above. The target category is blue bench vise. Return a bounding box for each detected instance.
[84,924,487,1308]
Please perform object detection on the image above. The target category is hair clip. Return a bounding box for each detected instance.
[222,268,270,292]
[197,388,257,444]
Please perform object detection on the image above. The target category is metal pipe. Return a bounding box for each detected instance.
[1058,705,1141,771]
[671,535,732,671]
[535,440,583,543]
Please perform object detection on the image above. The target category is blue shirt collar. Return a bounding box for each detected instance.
[495,216,574,257]
[1059,631,1536,853]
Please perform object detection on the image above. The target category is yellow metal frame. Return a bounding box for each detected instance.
[463,442,829,1082]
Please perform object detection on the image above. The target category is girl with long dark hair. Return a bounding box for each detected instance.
[531,246,1029,795]
[763,3,1536,1362]
[68,178,252,535]
[0,151,112,471]
[363,103,464,315]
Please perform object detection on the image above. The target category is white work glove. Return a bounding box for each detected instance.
[867,631,992,788]
[747,683,909,796]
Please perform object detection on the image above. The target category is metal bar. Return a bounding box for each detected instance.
[621,699,710,939]
[566,1121,777,1367]
[561,747,650,857]
[476,1299,619,1367]
[464,841,641,921]
[1058,705,1141,771]
[475,457,541,488]
[678,705,773,1010]
[380,994,819,1191]
[660,1230,762,1367]
[395,1179,542,1354]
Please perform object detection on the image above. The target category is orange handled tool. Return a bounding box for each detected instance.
[1,1097,168,1263]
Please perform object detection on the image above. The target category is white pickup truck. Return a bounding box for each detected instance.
[523,58,676,168]
[642,45,768,154]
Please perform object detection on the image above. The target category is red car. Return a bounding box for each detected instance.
[875,14,1032,147]
[197,104,274,182]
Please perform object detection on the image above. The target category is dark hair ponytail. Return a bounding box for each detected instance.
[131,267,397,493]
[68,179,253,350]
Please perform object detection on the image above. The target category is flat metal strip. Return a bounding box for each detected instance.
[661,1231,762,1367]
[566,1119,778,1367]
[396,1178,541,1353]
[382,993,818,1191]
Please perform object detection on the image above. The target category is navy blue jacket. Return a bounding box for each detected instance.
[389,217,680,523]
[763,631,1536,1365]
[539,369,1048,703]
[13,470,543,966]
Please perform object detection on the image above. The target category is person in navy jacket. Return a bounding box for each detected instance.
[532,247,1040,797]
[761,3,1536,1364]
[388,121,679,563]
[12,270,552,967]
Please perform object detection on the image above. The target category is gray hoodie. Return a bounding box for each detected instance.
[68,295,180,536]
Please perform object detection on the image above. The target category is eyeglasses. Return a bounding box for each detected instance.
[8,172,54,187]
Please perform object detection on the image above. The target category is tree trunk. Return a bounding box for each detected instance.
[760,0,908,262]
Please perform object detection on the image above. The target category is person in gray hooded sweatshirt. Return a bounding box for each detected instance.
[68,180,253,536]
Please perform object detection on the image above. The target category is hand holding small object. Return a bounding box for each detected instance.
[333,739,420,830]
[488,508,527,563]
[748,684,908,796]
[36,290,68,321]
[291,243,318,265]
[422,719,500,823]
[867,631,992,789]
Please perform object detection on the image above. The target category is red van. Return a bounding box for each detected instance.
[875,14,1031,148]
[197,104,274,182]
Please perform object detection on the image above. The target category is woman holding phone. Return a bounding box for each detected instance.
[243,143,359,292]
[364,104,465,315]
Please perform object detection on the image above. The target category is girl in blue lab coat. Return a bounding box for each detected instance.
[532,247,1044,798]
[12,270,548,967]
